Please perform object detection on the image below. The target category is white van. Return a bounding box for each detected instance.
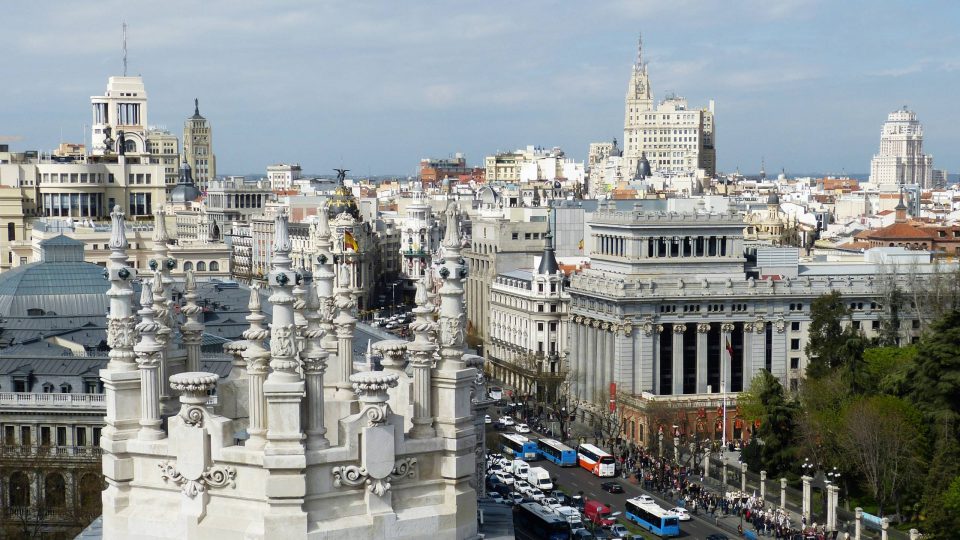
[511,459,529,479]
[527,466,554,491]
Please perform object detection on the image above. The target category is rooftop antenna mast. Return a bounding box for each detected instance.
[122,21,128,76]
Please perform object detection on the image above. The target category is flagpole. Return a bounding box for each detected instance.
[721,343,728,450]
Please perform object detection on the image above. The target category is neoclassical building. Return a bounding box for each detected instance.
[98,201,483,538]
[567,202,937,446]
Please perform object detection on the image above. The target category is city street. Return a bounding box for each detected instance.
[488,424,738,538]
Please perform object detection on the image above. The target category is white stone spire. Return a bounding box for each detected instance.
[180,270,203,373]
[302,278,330,450]
[332,264,357,399]
[437,203,467,370]
[242,285,270,450]
[106,205,137,371]
[134,277,165,441]
[152,207,170,244]
[407,277,437,438]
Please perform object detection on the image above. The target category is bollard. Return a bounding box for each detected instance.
[854,507,862,540]
[780,477,787,509]
[741,462,747,493]
[881,517,889,540]
[704,449,711,478]
[760,470,767,500]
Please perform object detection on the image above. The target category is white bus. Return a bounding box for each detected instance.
[576,443,616,477]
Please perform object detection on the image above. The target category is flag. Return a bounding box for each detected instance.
[344,231,359,252]
[578,238,584,250]
[725,337,734,358]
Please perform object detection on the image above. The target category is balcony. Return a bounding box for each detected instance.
[0,445,103,461]
[0,393,106,410]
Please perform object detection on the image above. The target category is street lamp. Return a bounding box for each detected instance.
[390,282,397,315]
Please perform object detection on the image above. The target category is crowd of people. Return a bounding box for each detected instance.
[606,445,841,540]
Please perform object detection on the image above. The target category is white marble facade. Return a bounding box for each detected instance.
[99,203,481,539]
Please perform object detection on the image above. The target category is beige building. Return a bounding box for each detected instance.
[183,99,216,189]
[868,107,933,188]
[484,146,584,184]
[267,163,302,191]
[145,128,181,188]
[621,37,716,179]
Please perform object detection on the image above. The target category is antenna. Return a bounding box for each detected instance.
[122,22,128,76]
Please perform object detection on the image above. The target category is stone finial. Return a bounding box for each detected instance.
[170,372,219,399]
[350,371,399,426]
[109,205,127,250]
[152,208,169,243]
[316,205,331,240]
[185,269,196,294]
[414,276,429,307]
[248,283,261,312]
[139,280,154,312]
[442,202,460,249]
[338,264,351,290]
[273,209,292,256]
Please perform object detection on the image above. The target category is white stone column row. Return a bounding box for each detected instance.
[696,323,709,393]
[671,324,685,395]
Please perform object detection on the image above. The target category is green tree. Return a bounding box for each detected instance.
[861,345,916,396]
[795,371,852,470]
[740,370,798,475]
[806,291,853,379]
[906,310,960,426]
[921,426,960,538]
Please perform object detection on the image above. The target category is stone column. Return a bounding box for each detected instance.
[333,264,358,400]
[742,322,754,389]
[673,436,680,463]
[586,320,598,402]
[653,324,663,394]
[672,324,686,395]
[760,470,767,500]
[292,271,309,357]
[781,477,787,509]
[881,517,889,540]
[262,210,308,532]
[150,210,177,416]
[180,270,203,374]
[597,322,607,399]
[605,323,615,395]
[721,323,735,393]
[771,319,788,381]
[408,278,438,438]
[242,286,270,450]
[854,507,863,540]
[311,208,338,363]
[751,319,766,381]
[740,461,747,493]
[703,449,711,478]
[302,280,330,451]
[639,322,654,394]
[801,475,813,523]
[827,483,839,531]
[134,278,165,441]
[696,323,709,393]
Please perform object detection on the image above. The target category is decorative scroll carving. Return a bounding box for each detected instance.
[673,324,687,334]
[697,323,711,333]
[720,322,736,333]
[270,324,296,357]
[180,406,205,428]
[331,457,418,496]
[774,319,786,333]
[158,461,236,498]
[107,316,138,349]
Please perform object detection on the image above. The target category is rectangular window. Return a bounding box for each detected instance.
[537,304,544,313]
[56,426,66,446]
[4,426,14,445]
[93,427,102,447]
[791,321,800,331]
[41,426,51,447]
[790,357,800,370]
[76,427,87,447]
[872,320,880,330]
[790,338,800,350]
[20,426,30,447]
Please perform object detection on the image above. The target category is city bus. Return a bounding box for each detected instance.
[624,497,681,537]
[536,438,577,467]
[576,443,616,477]
[513,502,571,540]
[501,433,538,461]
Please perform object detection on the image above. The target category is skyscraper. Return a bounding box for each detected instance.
[869,107,933,188]
[621,36,716,179]
[183,98,216,189]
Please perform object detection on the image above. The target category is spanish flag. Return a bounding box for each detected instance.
[344,231,359,252]
[725,337,734,359]
[577,239,584,250]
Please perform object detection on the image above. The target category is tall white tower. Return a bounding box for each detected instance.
[90,76,150,156]
[869,107,934,188]
[399,181,440,300]
[621,36,654,176]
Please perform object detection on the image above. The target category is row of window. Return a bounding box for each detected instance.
[3,470,102,510]
[3,425,100,448]
[182,261,221,272]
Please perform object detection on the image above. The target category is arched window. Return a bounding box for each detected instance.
[209,261,219,272]
[123,139,137,154]
[60,383,72,394]
[6,222,14,242]
[196,261,206,272]
[41,382,55,393]
[78,473,102,512]
[183,261,193,272]
[9,471,30,507]
[44,472,66,508]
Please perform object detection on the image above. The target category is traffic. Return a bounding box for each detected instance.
[488,433,687,539]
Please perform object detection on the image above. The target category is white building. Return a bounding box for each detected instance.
[621,37,716,179]
[98,203,483,539]
[267,163,302,191]
[868,107,933,188]
[398,181,441,300]
[485,146,584,184]
[183,99,217,189]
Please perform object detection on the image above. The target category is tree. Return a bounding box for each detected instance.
[905,310,960,427]
[740,370,798,475]
[840,395,925,517]
[795,371,852,471]
[921,425,960,538]
[805,292,853,379]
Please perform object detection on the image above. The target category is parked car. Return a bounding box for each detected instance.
[570,494,585,510]
[515,423,531,434]
[484,414,492,424]
[530,491,546,503]
[572,530,595,539]
[488,492,505,504]
[542,497,561,511]
[499,417,515,426]
[494,472,514,485]
[600,481,624,494]
[669,507,691,521]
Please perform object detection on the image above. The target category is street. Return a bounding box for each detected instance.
[488,424,741,539]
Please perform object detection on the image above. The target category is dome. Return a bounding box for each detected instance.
[766,191,780,205]
[170,159,202,203]
[325,183,361,220]
[0,237,109,317]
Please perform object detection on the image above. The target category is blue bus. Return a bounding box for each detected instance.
[536,438,577,467]
[513,502,570,540]
[501,433,539,461]
[625,497,680,537]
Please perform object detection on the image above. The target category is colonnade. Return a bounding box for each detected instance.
[570,316,788,402]
[592,234,744,259]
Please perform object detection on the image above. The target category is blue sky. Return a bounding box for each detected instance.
[1,0,958,176]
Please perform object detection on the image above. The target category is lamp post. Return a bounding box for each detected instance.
[390,282,397,315]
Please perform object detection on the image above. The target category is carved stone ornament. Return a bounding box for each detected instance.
[107,316,138,349]
[641,321,654,336]
[754,318,766,334]
[159,461,236,498]
[697,323,711,333]
[721,322,736,333]
[270,324,296,357]
[439,313,465,348]
[331,457,418,496]
[673,324,687,334]
[774,319,786,333]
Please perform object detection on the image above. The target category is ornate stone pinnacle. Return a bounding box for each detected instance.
[109,205,127,250]
[152,208,169,243]
[170,372,219,400]
[442,202,460,249]
[273,209,292,256]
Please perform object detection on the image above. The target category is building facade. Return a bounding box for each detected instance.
[267,163,302,191]
[621,38,716,179]
[182,99,216,189]
[869,107,934,188]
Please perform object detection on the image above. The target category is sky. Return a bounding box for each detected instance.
[1,0,959,177]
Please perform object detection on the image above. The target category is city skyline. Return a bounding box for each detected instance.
[2,1,959,176]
